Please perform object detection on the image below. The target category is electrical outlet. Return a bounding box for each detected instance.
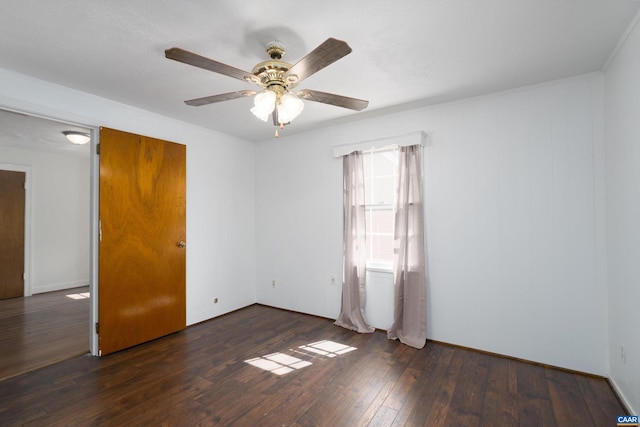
[272,280,276,288]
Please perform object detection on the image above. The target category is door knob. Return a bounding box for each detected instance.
[177,241,186,248]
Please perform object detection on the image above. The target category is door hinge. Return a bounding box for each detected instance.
[96,143,100,155]
[95,322,99,335]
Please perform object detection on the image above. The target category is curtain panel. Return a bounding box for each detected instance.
[335,151,375,333]
[387,144,427,349]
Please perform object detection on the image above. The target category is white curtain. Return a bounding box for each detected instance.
[387,144,427,348]
[335,151,375,333]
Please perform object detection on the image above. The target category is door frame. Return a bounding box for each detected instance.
[0,163,32,297]
[89,126,100,356]
[0,105,100,356]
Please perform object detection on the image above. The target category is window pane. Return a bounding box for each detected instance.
[368,209,394,234]
[370,176,395,205]
[364,176,374,203]
[370,234,394,263]
[373,152,396,175]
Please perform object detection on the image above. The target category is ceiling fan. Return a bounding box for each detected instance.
[165,38,368,137]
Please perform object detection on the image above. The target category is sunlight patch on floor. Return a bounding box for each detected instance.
[65,292,90,300]
[298,340,357,358]
[245,352,312,376]
[244,340,356,375]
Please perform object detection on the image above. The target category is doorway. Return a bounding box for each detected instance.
[0,108,93,377]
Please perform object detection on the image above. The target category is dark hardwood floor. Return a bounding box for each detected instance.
[0,286,89,381]
[0,304,625,426]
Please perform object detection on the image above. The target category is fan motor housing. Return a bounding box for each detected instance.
[252,60,298,90]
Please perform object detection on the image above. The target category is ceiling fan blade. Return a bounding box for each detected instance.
[184,90,255,106]
[165,47,260,84]
[298,89,369,111]
[284,38,352,83]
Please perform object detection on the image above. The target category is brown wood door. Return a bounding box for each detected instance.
[98,127,186,355]
[0,170,25,300]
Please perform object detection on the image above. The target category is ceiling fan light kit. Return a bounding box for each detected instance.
[165,37,368,137]
[250,90,276,122]
[275,91,304,123]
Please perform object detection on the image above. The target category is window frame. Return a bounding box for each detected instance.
[363,147,398,273]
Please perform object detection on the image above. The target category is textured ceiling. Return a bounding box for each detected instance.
[0,0,639,143]
[0,110,91,156]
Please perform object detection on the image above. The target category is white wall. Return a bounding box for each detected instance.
[604,15,640,414]
[255,131,343,316]
[0,66,615,379]
[0,147,90,294]
[0,68,257,326]
[255,74,608,375]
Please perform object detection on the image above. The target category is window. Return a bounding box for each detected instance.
[363,148,398,270]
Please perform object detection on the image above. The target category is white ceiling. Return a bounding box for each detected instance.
[0,109,91,156]
[0,0,639,143]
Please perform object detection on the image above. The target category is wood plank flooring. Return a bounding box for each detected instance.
[0,304,626,426]
[0,287,89,381]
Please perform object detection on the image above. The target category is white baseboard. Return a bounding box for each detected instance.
[32,280,88,294]
[187,302,256,327]
[187,308,218,326]
[608,376,637,415]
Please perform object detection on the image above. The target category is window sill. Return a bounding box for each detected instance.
[366,265,393,274]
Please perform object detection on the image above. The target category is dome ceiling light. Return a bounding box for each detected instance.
[63,131,90,145]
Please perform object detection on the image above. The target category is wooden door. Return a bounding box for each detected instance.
[98,127,186,355]
[0,170,25,300]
